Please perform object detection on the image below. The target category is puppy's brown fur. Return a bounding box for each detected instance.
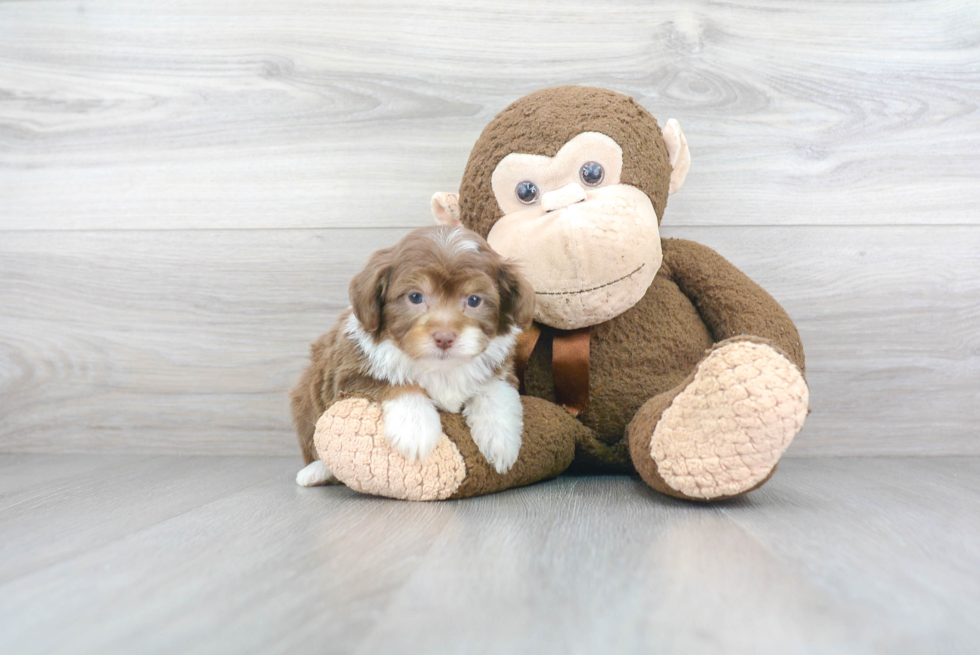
[290,226,535,464]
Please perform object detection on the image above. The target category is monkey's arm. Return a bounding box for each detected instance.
[661,238,805,375]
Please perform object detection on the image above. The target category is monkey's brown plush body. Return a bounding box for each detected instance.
[314,86,809,502]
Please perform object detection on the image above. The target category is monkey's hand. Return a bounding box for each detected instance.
[314,398,465,501]
[314,396,581,501]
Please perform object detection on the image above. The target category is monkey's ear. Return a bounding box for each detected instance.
[349,247,394,337]
[497,261,536,332]
[662,119,691,195]
[431,192,462,227]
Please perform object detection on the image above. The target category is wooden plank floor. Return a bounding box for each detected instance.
[0,455,977,654]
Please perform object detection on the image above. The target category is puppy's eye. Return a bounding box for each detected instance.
[466,295,482,308]
[515,181,539,205]
[408,292,424,305]
[580,161,604,186]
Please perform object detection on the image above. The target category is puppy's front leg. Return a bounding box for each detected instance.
[381,388,443,462]
[463,379,523,474]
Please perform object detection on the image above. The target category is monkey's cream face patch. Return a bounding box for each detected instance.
[489,185,661,330]
[491,132,624,216]
[487,132,661,330]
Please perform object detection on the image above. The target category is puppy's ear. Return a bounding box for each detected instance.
[497,261,536,332]
[349,247,394,337]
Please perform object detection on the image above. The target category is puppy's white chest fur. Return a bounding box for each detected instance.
[345,313,518,411]
[345,312,524,475]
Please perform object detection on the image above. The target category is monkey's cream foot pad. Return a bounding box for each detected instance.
[314,397,467,501]
[651,341,809,500]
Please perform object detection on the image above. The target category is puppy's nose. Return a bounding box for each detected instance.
[433,331,456,351]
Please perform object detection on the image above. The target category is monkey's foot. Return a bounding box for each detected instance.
[314,398,466,501]
[629,339,809,500]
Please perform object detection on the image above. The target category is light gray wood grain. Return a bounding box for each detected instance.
[0,453,138,499]
[1,0,978,230]
[1,226,977,456]
[0,455,977,654]
[0,454,456,655]
[355,476,866,654]
[0,455,283,583]
[722,457,980,653]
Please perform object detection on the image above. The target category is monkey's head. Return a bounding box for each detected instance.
[432,86,690,330]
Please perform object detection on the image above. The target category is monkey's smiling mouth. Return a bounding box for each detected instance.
[535,263,646,297]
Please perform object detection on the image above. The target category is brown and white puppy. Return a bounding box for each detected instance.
[290,225,535,487]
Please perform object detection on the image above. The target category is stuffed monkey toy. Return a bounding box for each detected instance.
[311,86,809,502]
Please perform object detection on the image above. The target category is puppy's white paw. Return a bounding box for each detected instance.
[295,460,339,487]
[382,393,443,462]
[464,379,523,474]
[474,424,522,474]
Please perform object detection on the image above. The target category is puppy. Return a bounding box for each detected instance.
[290,225,535,487]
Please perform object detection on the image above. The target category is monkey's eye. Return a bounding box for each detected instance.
[408,292,424,305]
[466,295,482,308]
[580,161,604,186]
[515,181,539,204]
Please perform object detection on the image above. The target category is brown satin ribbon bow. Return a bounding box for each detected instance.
[515,323,591,417]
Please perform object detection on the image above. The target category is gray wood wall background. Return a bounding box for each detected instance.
[1,0,978,458]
